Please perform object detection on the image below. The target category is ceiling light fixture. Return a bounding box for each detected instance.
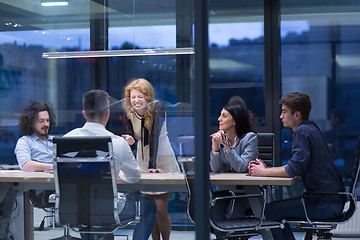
[41,0,69,7]
[42,47,195,59]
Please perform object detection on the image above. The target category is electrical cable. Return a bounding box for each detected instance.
[7,198,19,240]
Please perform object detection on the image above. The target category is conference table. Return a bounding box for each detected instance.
[0,170,296,240]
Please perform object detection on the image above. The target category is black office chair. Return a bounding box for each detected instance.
[53,136,140,239]
[287,136,360,240]
[257,133,275,167]
[28,190,56,231]
[181,160,284,239]
[223,133,276,218]
[257,132,277,202]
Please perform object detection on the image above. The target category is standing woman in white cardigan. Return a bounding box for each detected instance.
[122,78,180,240]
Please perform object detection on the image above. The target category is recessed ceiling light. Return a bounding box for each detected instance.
[42,48,195,59]
[41,1,69,7]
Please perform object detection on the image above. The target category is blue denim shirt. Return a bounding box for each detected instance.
[285,120,345,203]
[14,134,54,169]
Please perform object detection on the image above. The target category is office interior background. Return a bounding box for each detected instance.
[0,0,360,235]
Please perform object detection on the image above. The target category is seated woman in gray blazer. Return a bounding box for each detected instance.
[210,102,258,239]
[210,103,258,173]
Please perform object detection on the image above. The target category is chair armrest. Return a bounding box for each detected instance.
[116,191,141,226]
[299,191,354,224]
[48,193,56,204]
[301,191,349,197]
[210,193,264,207]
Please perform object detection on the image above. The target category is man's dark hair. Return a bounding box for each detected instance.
[330,108,345,124]
[279,92,311,120]
[83,90,109,121]
[227,95,247,110]
[18,101,56,135]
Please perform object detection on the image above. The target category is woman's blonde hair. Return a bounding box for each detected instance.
[124,78,155,131]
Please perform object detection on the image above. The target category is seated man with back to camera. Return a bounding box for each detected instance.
[248,92,346,240]
[64,89,156,240]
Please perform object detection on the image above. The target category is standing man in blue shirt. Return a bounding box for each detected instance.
[248,92,345,240]
[14,100,56,171]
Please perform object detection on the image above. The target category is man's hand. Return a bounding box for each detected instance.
[121,134,135,145]
[248,158,267,176]
[22,160,53,172]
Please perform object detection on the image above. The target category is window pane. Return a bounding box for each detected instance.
[280,1,360,197]
[108,0,177,49]
[0,0,196,234]
[208,0,265,130]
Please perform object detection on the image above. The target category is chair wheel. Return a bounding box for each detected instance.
[304,231,314,240]
[317,230,332,239]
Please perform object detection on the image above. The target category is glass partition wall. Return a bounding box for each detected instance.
[0,0,197,235]
[208,0,266,132]
[1,0,360,239]
[0,0,195,162]
[0,0,266,238]
[280,0,360,198]
[0,0,200,237]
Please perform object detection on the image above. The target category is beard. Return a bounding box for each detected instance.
[33,128,49,137]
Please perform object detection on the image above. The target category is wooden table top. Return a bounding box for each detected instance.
[0,170,295,186]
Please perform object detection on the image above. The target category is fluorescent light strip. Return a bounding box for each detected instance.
[42,48,195,59]
[41,2,69,7]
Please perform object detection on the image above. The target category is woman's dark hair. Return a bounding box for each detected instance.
[223,103,254,138]
[18,101,56,135]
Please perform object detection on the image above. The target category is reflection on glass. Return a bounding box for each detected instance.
[280,1,360,196]
[208,0,265,129]
[0,0,194,235]
[109,26,176,49]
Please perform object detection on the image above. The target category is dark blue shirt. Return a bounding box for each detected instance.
[285,120,345,203]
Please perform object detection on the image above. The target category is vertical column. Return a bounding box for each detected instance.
[90,0,109,90]
[264,0,282,199]
[176,0,193,104]
[264,0,281,163]
[194,0,210,240]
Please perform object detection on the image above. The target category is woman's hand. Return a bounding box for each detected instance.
[148,168,166,173]
[210,130,225,151]
[121,134,135,145]
[210,130,232,151]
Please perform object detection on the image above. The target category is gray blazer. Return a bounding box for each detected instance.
[210,132,258,173]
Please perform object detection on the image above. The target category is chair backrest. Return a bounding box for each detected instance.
[53,136,120,228]
[257,133,275,167]
[343,136,360,221]
[177,135,195,157]
[54,136,113,159]
[350,137,360,196]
